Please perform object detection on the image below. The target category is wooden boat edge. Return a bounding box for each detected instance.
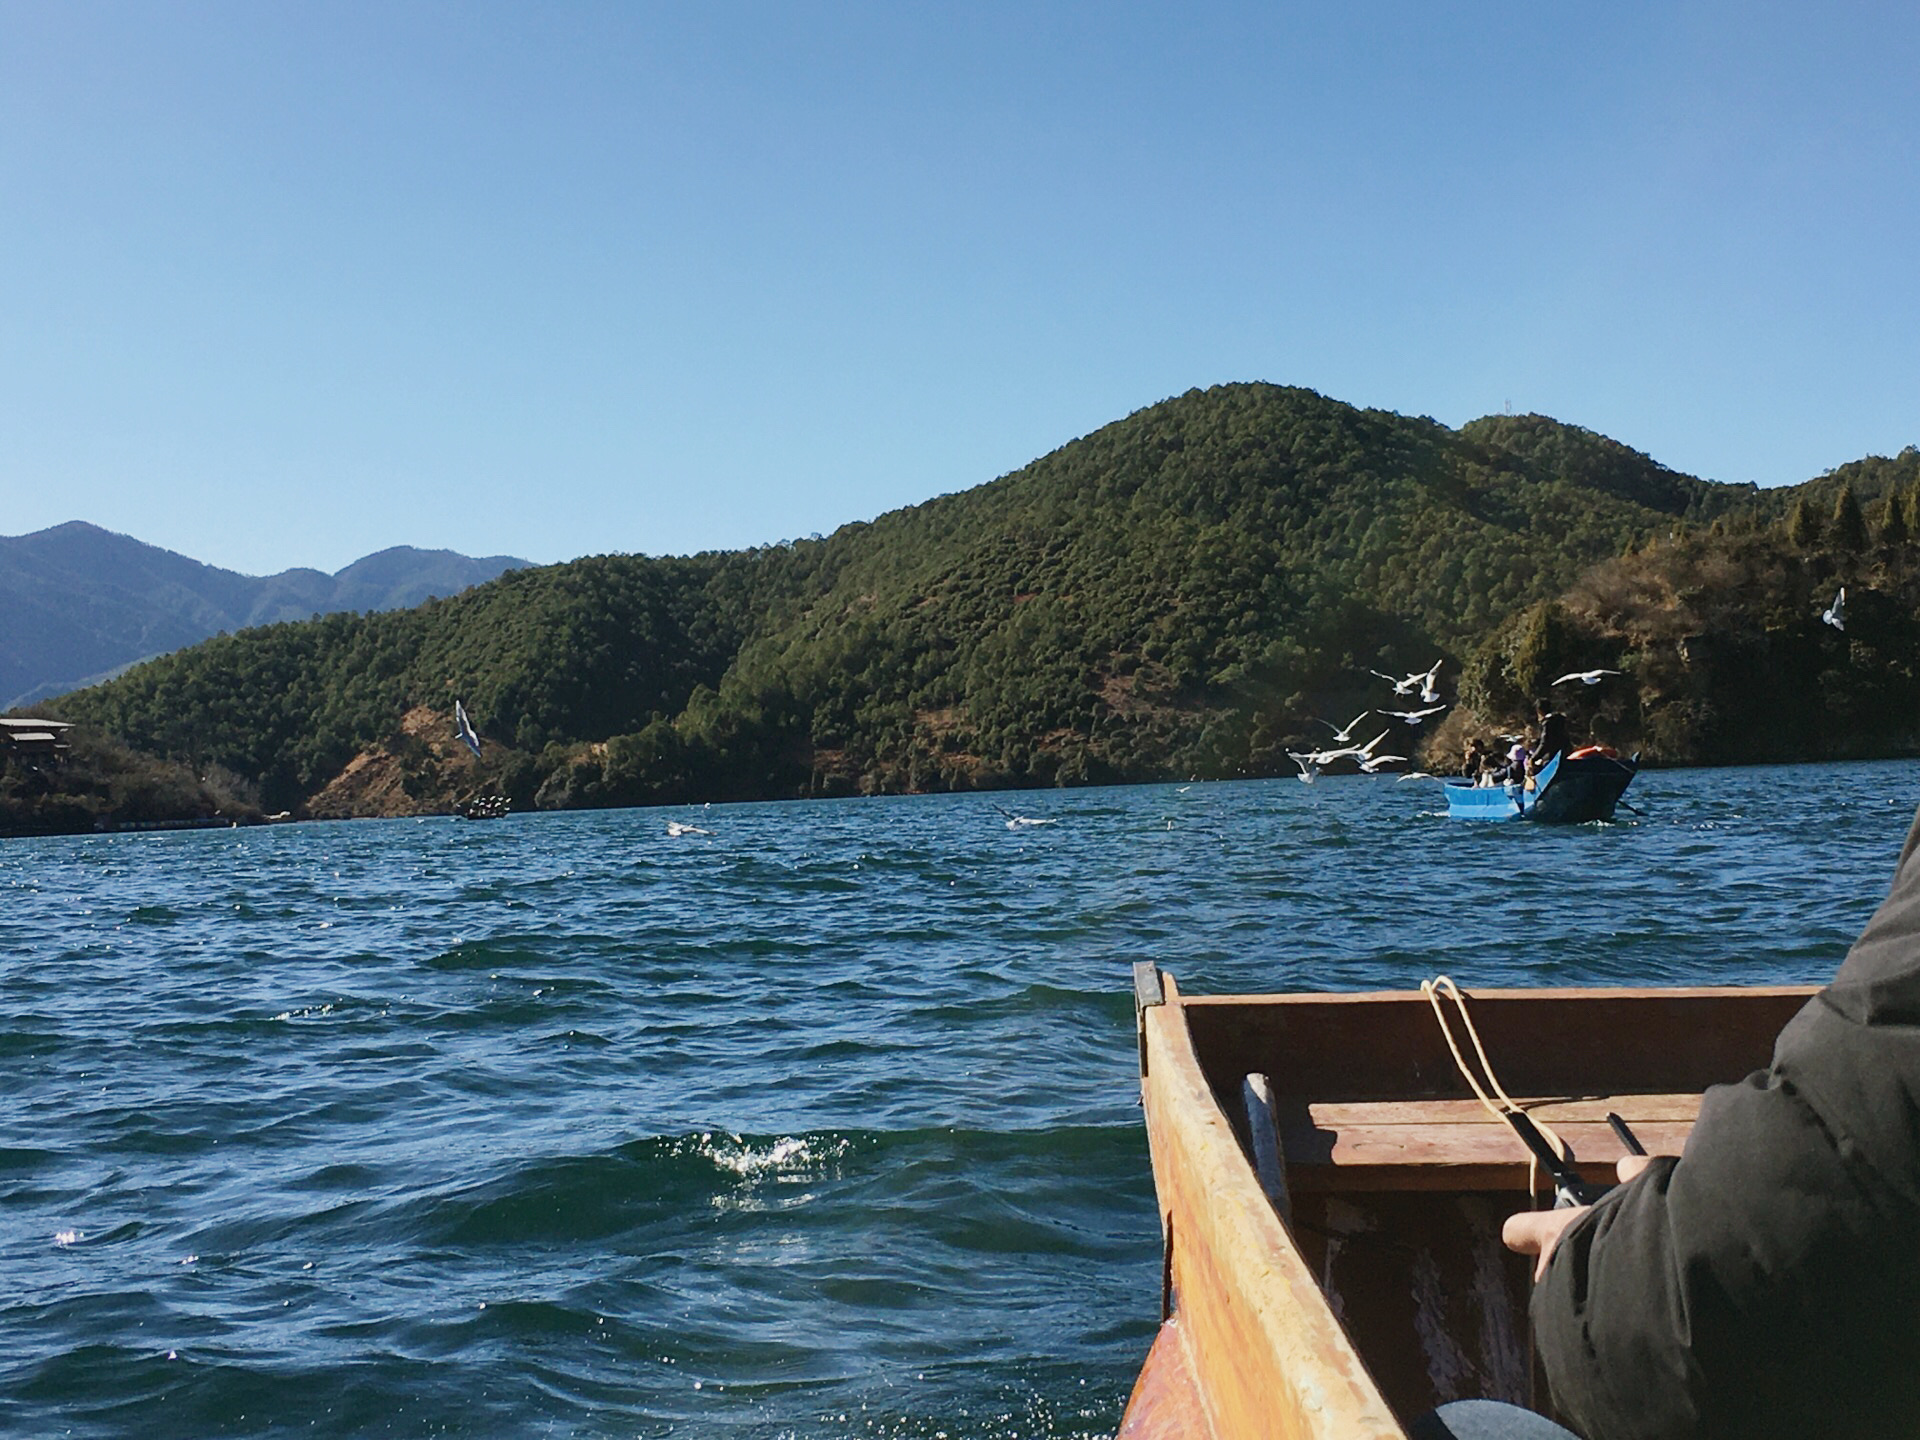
[1122,972,1407,1440]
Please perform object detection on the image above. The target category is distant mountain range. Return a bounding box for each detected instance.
[1,522,533,709]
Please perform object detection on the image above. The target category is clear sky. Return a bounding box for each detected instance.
[4,3,1917,576]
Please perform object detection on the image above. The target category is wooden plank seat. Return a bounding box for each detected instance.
[1277,1092,1702,1191]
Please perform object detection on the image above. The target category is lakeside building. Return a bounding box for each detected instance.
[0,717,73,760]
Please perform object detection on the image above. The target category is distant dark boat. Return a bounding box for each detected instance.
[1443,749,1636,823]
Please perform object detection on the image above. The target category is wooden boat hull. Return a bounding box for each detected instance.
[1443,752,1636,823]
[1119,968,1815,1440]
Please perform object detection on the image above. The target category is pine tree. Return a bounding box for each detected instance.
[1787,494,1822,547]
[1831,483,1867,551]
[1879,491,1911,546]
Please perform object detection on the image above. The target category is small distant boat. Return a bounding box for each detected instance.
[1443,748,1637,822]
[1119,967,1812,1439]
[456,794,509,821]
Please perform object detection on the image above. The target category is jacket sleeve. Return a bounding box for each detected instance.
[1533,1060,1905,1440]
[1532,805,1920,1440]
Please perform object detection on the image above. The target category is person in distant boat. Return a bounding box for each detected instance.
[1490,740,1527,785]
[1489,802,1920,1440]
[1531,701,1570,773]
[1462,737,1492,780]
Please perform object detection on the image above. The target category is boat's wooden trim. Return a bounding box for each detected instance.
[1178,986,1815,1110]
[1125,974,1407,1440]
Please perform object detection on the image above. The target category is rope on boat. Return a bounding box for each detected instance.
[1420,975,1570,1204]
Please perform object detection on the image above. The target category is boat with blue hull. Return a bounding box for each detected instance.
[1444,749,1637,823]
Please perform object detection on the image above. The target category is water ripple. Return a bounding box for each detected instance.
[0,761,1915,1436]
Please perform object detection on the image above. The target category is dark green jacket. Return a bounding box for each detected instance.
[1535,805,1920,1440]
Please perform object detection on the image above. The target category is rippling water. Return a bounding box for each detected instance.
[3,762,1916,1437]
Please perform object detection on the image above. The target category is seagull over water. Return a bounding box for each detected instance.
[1358,753,1409,773]
[1286,751,1321,784]
[1552,668,1623,687]
[1312,709,1374,743]
[1301,730,1392,767]
[994,805,1057,829]
[1822,587,1846,631]
[1371,661,1444,702]
[666,821,713,837]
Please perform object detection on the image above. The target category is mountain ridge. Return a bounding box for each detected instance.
[34,383,1920,829]
[0,522,533,707]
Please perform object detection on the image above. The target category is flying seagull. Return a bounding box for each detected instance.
[1552,669,1623,687]
[1312,709,1374,743]
[666,820,713,837]
[994,805,1057,829]
[1395,771,1440,782]
[1822,587,1846,631]
[1371,662,1444,702]
[1381,704,1447,725]
[454,700,483,759]
[1358,753,1409,773]
[1300,730,1393,767]
[1286,751,1321,784]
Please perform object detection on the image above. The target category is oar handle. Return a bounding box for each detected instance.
[1607,1110,1648,1156]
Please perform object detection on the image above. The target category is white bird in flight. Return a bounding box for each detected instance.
[1381,704,1447,725]
[994,805,1057,829]
[1822,587,1846,631]
[666,821,713,837]
[1552,668,1623,687]
[1358,753,1409,773]
[1312,709,1374,743]
[1371,661,1444,703]
[1300,730,1392,767]
[1286,751,1321,784]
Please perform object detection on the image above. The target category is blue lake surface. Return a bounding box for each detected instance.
[3,761,1917,1437]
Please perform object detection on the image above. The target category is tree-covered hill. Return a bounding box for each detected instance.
[41,382,1909,821]
[1455,480,1920,767]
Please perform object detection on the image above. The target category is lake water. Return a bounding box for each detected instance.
[3,762,1917,1438]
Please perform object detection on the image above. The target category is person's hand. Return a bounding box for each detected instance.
[1615,1154,1655,1183]
[1502,1156,1666,1281]
[1502,1205,1587,1282]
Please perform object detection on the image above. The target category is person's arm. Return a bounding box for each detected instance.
[1527,1046,1913,1440]
[1503,1157,1655,1281]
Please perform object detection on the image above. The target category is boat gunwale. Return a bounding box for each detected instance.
[1126,973,1408,1440]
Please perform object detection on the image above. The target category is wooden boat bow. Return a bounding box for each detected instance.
[1121,967,1816,1440]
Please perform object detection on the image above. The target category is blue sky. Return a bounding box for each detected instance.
[4,3,1917,575]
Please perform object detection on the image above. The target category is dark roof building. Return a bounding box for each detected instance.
[0,718,74,757]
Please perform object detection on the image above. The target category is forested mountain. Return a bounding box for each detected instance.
[32,384,1920,824]
[1457,468,1920,767]
[0,521,532,708]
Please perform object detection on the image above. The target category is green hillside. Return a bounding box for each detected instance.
[1458,477,1920,767]
[38,382,1913,822]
